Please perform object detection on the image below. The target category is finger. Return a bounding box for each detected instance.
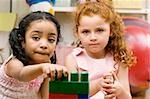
[55,69,58,80]
[45,67,50,74]
[102,80,114,88]
[105,93,116,99]
[111,71,118,81]
[104,77,114,84]
[104,87,116,94]
[62,67,68,77]
[50,66,55,80]
[56,68,63,79]
[43,73,48,78]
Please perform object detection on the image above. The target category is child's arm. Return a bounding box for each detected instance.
[5,58,43,81]
[65,54,78,72]
[40,77,49,99]
[115,65,132,99]
[5,58,68,82]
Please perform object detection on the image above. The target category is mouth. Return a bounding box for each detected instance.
[89,43,99,46]
[89,43,100,48]
[35,52,50,56]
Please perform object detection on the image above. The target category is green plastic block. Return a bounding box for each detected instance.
[71,72,79,81]
[80,72,88,81]
[49,72,89,94]
[49,81,88,94]
[61,75,68,81]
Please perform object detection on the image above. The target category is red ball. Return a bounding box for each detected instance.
[123,17,150,88]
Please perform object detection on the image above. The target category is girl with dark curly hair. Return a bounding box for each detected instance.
[0,11,68,99]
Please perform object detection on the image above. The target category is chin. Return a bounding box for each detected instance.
[90,49,100,53]
[34,59,50,64]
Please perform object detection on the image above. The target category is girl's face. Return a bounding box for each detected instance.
[77,15,110,58]
[22,20,58,64]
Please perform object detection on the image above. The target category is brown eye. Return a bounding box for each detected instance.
[97,29,105,33]
[82,30,90,34]
[48,38,56,43]
[32,36,40,41]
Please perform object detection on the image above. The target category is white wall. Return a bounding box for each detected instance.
[55,12,75,45]
[0,0,10,12]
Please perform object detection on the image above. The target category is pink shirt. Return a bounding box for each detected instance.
[0,55,44,99]
[71,48,118,99]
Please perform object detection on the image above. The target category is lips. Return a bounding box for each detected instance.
[89,43,99,46]
[35,52,49,56]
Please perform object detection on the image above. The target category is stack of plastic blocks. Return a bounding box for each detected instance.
[49,72,89,99]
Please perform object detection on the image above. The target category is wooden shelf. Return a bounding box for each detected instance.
[54,7,148,14]
[54,7,75,12]
[54,7,150,23]
[116,9,149,14]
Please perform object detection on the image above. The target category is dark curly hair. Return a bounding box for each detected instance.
[9,11,61,65]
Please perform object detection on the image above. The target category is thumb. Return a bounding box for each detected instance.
[43,73,48,78]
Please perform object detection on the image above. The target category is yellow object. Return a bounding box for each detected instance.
[113,0,145,9]
[0,13,17,32]
[49,8,55,16]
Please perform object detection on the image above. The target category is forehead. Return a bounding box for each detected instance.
[26,20,58,36]
[29,19,56,29]
[79,15,109,26]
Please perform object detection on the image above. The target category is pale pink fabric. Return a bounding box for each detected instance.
[0,55,44,99]
[56,45,73,65]
[71,48,118,99]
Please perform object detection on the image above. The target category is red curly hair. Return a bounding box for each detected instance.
[74,0,136,67]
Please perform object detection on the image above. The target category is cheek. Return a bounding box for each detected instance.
[80,39,88,47]
[49,45,56,58]
[49,44,56,53]
[24,47,31,57]
[103,34,110,41]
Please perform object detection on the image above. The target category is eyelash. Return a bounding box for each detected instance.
[82,30,89,34]
[81,29,105,34]
[32,36,56,43]
[48,38,56,43]
[32,36,40,41]
[97,29,105,32]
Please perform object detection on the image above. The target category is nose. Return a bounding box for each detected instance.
[40,39,48,49]
[90,32,97,41]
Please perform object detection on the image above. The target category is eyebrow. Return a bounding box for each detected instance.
[31,30,57,35]
[31,30,42,33]
[48,32,57,36]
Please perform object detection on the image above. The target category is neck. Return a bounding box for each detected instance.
[86,50,106,59]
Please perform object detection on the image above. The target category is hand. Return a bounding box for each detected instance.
[104,71,124,98]
[101,73,115,99]
[41,63,68,80]
[96,73,114,95]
